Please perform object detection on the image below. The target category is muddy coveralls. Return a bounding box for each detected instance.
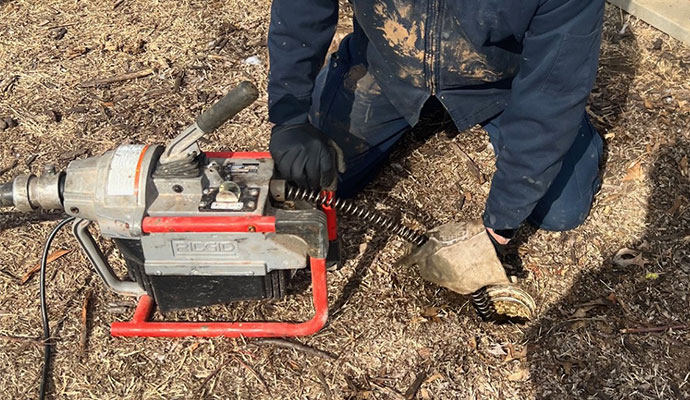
[267,0,605,233]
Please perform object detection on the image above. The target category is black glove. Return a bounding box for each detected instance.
[269,123,345,191]
[487,228,524,276]
[486,228,515,258]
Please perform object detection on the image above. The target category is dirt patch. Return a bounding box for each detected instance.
[1,2,689,399]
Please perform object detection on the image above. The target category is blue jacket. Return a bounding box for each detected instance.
[267,0,605,230]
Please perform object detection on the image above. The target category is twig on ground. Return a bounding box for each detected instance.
[315,369,333,400]
[620,325,688,334]
[79,290,91,353]
[173,69,185,92]
[254,338,338,360]
[0,75,18,93]
[233,355,271,395]
[450,142,485,184]
[78,69,154,88]
[0,268,19,281]
[0,335,49,346]
[0,160,18,177]
[21,249,72,284]
[404,369,428,400]
[197,358,231,398]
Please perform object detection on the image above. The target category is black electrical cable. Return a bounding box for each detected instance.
[39,216,75,400]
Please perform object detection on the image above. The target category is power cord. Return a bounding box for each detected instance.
[39,216,75,400]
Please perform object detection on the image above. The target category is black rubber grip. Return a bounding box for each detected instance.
[0,181,14,207]
[196,81,259,133]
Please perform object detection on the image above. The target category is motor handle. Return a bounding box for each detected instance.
[196,81,259,133]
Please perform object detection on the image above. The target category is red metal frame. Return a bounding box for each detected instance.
[119,149,337,338]
[142,215,276,233]
[111,257,328,338]
[321,191,338,241]
[205,151,271,159]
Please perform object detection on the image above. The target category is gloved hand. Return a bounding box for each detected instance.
[269,123,346,191]
[487,227,524,276]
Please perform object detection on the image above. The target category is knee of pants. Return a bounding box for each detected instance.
[527,186,598,231]
[527,115,603,231]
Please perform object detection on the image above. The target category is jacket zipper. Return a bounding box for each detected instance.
[423,0,433,94]
[425,0,442,95]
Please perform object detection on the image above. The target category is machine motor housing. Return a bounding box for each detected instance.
[76,149,329,312]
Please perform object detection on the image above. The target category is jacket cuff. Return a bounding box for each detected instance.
[268,93,312,126]
[483,196,526,231]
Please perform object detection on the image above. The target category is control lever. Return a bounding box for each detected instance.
[158,81,259,165]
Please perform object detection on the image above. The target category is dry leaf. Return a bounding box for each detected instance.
[417,347,432,359]
[606,292,618,303]
[643,98,654,109]
[421,307,442,322]
[467,336,477,352]
[188,342,201,353]
[424,373,443,384]
[666,196,684,215]
[21,249,73,284]
[622,162,644,182]
[558,361,573,375]
[507,368,530,382]
[613,248,646,268]
[486,343,507,356]
[504,343,528,362]
[420,388,431,400]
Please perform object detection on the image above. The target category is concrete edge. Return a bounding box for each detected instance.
[607,0,690,46]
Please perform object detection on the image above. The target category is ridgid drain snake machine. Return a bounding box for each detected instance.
[0,82,534,340]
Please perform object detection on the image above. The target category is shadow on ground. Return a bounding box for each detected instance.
[527,137,690,398]
[526,13,690,399]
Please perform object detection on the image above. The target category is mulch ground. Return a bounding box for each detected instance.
[1,1,689,399]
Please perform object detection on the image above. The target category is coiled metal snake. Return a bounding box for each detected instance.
[285,185,497,321]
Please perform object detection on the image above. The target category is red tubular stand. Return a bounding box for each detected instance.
[321,191,338,241]
[110,257,328,338]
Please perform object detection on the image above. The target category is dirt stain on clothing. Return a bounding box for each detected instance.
[374,3,424,62]
[441,16,504,82]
